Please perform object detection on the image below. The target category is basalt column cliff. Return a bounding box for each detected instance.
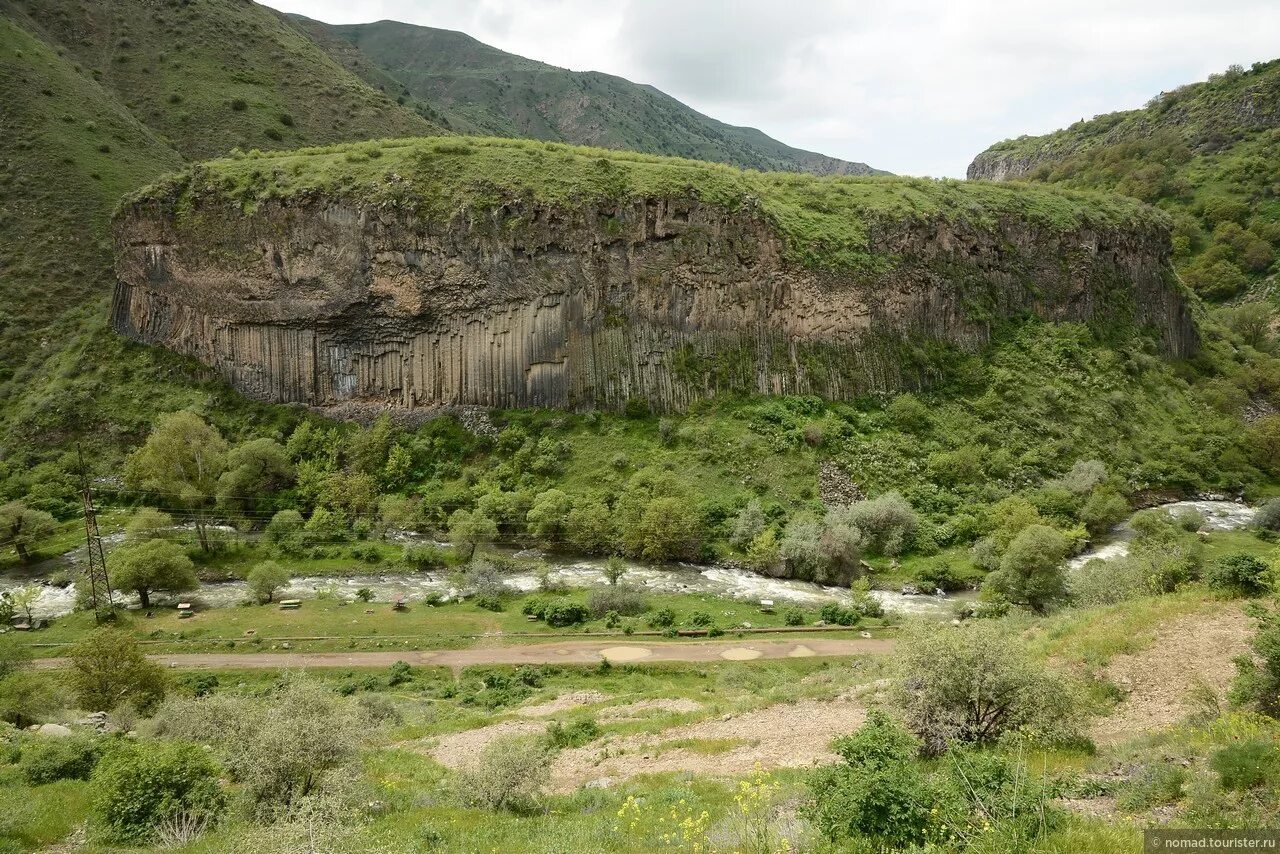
[111,138,1196,412]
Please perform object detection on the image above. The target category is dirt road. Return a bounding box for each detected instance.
[33,637,893,670]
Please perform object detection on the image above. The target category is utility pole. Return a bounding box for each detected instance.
[78,445,113,623]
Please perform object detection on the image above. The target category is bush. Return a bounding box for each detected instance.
[783,607,806,626]
[20,734,103,784]
[1210,740,1277,791]
[403,542,447,570]
[1206,553,1268,596]
[819,602,860,626]
[1253,499,1280,533]
[894,622,1079,754]
[685,610,714,628]
[837,492,918,556]
[454,734,549,811]
[647,607,676,629]
[387,661,412,687]
[543,603,588,628]
[153,675,360,814]
[585,585,647,619]
[914,562,966,593]
[69,629,166,713]
[92,741,225,843]
[545,718,599,749]
[806,710,932,848]
[475,594,504,612]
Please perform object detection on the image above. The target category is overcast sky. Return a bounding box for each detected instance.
[265,0,1280,177]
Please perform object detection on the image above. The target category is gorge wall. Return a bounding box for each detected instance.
[111,139,1197,413]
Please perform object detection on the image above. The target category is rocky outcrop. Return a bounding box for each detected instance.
[112,148,1197,413]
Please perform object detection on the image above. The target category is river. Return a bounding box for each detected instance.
[1,499,1254,621]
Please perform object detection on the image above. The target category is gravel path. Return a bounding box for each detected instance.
[31,637,894,671]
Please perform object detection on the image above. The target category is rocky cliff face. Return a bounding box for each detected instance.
[112,147,1196,413]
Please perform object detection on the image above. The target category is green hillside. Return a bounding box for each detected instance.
[0,14,182,383]
[0,0,447,458]
[969,59,1280,301]
[7,0,440,160]
[290,16,884,177]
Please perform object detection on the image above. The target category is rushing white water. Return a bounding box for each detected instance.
[4,498,1248,620]
[1067,498,1254,571]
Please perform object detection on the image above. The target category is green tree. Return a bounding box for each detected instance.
[91,741,225,843]
[526,489,572,542]
[984,524,1070,612]
[124,508,174,544]
[124,411,228,551]
[301,506,348,547]
[1079,487,1129,536]
[602,555,627,586]
[633,496,702,562]
[110,539,197,608]
[806,710,934,848]
[779,516,823,580]
[0,500,57,562]
[69,628,167,712]
[265,509,304,556]
[247,560,290,603]
[447,509,498,560]
[729,499,767,549]
[7,585,41,625]
[216,437,294,516]
[565,498,615,553]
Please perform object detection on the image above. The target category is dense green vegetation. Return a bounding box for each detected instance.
[287,15,881,176]
[973,60,1280,301]
[131,134,1164,275]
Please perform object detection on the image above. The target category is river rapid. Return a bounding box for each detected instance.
[1,499,1255,621]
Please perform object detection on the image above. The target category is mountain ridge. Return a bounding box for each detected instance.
[287,14,884,177]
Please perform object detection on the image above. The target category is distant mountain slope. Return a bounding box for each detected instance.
[290,15,883,177]
[0,0,449,455]
[968,59,1280,301]
[0,14,182,383]
[7,0,440,160]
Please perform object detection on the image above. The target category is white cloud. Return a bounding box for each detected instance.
[266,0,1280,176]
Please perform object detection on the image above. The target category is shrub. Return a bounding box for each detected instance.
[355,587,374,603]
[20,735,103,784]
[820,602,860,626]
[545,718,599,749]
[647,607,676,629]
[403,542,447,570]
[543,603,588,628]
[92,741,225,843]
[894,622,1079,754]
[837,492,917,556]
[475,594,504,612]
[454,734,549,811]
[783,607,806,626]
[1117,762,1188,810]
[1254,499,1280,532]
[1210,740,1277,791]
[685,610,714,628]
[152,675,360,814]
[387,661,412,687]
[914,562,965,593]
[585,585,647,619]
[229,98,247,111]
[1230,601,1280,716]
[1206,553,1268,596]
[1069,557,1151,606]
[69,629,166,713]
[806,710,932,848]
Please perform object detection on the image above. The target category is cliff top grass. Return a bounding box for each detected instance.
[124,136,1167,272]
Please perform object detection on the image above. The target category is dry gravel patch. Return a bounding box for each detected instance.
[549,696,866,791]
[1091,605,1252,745]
